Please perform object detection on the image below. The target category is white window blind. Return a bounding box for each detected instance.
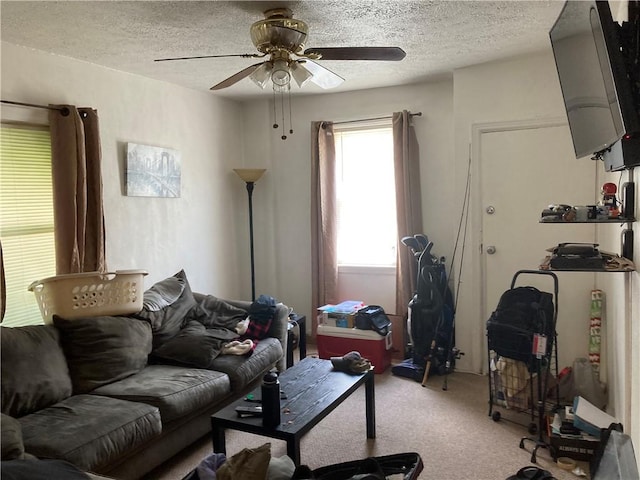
[0,124,55,327]
[334,124,397,267]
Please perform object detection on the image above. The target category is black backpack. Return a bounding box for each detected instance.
[486,286,555,364]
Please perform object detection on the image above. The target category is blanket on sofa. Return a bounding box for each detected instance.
[131,271,277,369]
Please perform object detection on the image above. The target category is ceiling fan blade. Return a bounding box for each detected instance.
[155,53,263,62]
[303,47,406,61]
[210,62,265,91]
[299,60,344,89]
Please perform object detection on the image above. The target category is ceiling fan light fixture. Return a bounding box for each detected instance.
[249,63,272,89]
[291,61,313,88]
[271,59,291,87]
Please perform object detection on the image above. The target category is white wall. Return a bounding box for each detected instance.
[1,42,247,298]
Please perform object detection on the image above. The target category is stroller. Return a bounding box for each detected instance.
[392,234,462,388]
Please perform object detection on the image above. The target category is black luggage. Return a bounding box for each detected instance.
[311,452,423,480]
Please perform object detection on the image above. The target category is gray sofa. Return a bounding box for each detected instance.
[0,271,289,480]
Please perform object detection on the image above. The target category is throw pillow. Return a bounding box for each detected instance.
[135,270,198,348]
[0,325,72,417]
[53,315,152,394]
[152,320,237,368]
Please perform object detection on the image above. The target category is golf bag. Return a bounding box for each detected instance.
[410,263,455,375]
[393,233,462,384]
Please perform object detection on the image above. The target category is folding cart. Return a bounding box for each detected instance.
[486,270,561,462]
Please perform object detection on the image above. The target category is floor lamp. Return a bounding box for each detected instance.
[233,168,266,301]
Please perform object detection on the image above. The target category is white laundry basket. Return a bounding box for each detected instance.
[28,270,148,323]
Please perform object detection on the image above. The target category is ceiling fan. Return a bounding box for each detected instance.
[154,7,406,92]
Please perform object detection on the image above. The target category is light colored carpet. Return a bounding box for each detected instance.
[142,356,589,480]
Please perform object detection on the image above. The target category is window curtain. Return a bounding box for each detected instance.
[49,105,106,274]
[1,242,5,322]
[393,110,423,320]
[310,121,338,335]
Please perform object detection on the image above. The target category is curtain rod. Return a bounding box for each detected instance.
[1,100,69,116]
[330,111,422,126]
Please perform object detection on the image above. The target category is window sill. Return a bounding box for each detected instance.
[338,265,396,275]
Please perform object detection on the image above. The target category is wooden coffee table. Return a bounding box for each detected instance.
[210,356,375,465]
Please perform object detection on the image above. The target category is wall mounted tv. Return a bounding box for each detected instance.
[549,0,640,171]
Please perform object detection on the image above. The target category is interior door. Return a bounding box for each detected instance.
[479,122,598,371]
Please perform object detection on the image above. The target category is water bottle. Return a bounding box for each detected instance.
[261,371,281,428]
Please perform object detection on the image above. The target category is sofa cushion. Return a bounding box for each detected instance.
[0,459,91,480]
[0,325,72,417]
[53,315,152,394]
[134,270,198,348]
[152,320,239,369]
[1,414,24,461]
[19,394,161,472]
[209,337,283,390]
[89,365,231,423]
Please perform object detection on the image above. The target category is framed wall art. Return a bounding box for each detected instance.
[125,143,181,197]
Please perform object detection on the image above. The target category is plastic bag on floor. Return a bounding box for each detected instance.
[572,357,607,409]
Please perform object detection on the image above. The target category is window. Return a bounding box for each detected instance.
[334,124,397,267]
[0,124,55,327]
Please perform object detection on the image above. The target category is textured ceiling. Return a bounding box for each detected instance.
[0,1,566,100]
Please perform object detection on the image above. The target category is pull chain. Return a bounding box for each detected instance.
[272,89,278,130]
[281,88,286,140]
[288,88,293,137]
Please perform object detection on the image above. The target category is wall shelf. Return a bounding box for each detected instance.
[539,180,635,271]
[540,255,635,273]
[539,217,635,224]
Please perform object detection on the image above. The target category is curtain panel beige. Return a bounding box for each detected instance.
[49,105,106,274]
[393,111,423,319]
[310,121,338,334]
[1,243,5,321]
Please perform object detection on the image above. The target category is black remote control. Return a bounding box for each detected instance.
[235,405,262,417]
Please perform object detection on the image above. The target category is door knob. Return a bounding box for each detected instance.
[486,245,496,255]
[486,206,496,214]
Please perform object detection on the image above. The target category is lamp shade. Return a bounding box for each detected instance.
[271,59,291,87]
[291,61,313,88]
[249,63,273,89]
[233,168,266,183]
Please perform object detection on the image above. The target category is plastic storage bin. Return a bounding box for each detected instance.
[317,324,392,374]
[28,270,148,323]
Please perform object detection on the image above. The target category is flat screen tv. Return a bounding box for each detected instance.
[549,0,640,171]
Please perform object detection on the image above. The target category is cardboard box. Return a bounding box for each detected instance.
[548,433,600,461]
[546,412,600,461]
[319,311,356,328]
[317,324,392,374]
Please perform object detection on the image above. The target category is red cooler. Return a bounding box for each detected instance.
[317,324,392,374]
